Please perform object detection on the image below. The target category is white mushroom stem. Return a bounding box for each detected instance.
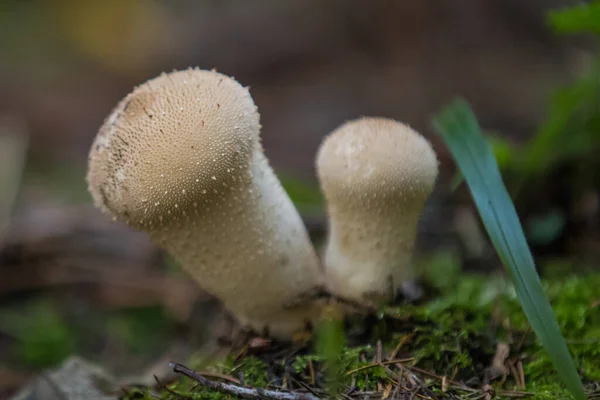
[87,68,324,338]
[316,117,438,305]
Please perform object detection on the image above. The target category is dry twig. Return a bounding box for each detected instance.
[171,362,320,400]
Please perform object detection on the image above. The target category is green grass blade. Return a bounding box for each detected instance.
[431,99,586,400]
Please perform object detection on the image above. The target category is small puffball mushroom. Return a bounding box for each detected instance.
[316,117,438,305]
[87,68,324,339]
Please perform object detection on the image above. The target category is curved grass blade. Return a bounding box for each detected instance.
[431,99,586,400]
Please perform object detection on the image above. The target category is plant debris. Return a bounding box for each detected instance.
[119,266,600,399]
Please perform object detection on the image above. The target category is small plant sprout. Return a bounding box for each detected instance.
[316,117,438,305]
[87,68,325,339]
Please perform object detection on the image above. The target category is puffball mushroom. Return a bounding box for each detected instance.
[316,117,438,305]
[87,68,324,339]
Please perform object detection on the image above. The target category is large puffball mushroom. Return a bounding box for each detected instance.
[316,117,438,305]
[87,68,324,339]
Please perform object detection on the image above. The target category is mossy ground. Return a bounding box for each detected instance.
[121,255,600,399]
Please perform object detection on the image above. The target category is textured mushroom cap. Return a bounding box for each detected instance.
[87,68,259,228]
[316,118,438,205]
[87,68,326,339]
[316,117,438,304]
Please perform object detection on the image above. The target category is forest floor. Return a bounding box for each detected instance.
[120,258,600,400]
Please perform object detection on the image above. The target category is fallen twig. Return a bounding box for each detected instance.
[389,333,413,360]
[408,366,478,393]
[496,390,535,398]
[517,360,526,389]
[345,357,414,375]
[170,362,320,400]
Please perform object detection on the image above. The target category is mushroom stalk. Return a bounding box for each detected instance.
[316,118,438,305]
[87,68,323,338]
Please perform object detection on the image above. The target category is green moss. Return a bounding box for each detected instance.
[120,387,157,400]
[121,386,236,400]
[0,299,75,368]
[108,306,173,355]
[506,274,600,387]
[149,266,599,399]
[232,356,270,388]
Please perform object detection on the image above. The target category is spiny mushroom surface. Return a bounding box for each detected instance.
[87,68,324,339]
[316,117,438,305]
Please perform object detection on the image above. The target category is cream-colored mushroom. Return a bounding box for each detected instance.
[87,68,324,339]
[316,117,438,305]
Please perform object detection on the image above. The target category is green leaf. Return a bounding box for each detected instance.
[525,59,600,175]
[487,133,514,170]
[449,130,513,191]
[548,1,600,35]
[431,99,586,400]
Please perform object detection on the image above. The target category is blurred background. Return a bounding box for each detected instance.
[1,0,599,396]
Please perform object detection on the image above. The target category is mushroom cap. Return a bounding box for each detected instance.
[87,68,260,228]
[316,117,438,205]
